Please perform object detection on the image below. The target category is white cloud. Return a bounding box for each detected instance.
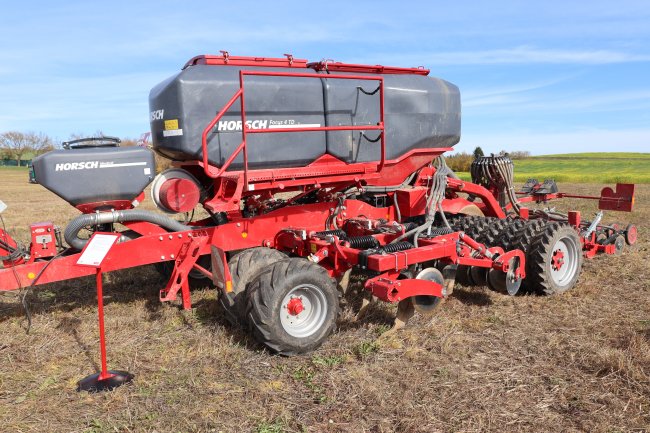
[457,128,650,154]
[462,89,650,116]
[349,46,650,67]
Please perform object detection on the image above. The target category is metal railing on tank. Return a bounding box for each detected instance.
[200,70,386,186]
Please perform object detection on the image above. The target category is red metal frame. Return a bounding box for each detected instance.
[307,60,430,76]
[0,194,523,308]
[200,70,386,183]
[184,53,308,69]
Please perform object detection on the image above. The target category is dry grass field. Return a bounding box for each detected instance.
[1,168,649,433]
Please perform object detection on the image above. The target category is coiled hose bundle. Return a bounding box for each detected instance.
[390,156,455,246]
[470,155,521,214]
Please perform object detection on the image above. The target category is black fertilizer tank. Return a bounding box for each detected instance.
[148,58,460,170]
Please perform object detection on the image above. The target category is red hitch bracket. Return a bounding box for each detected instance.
[159,235,208,310]
[365,270,444,303]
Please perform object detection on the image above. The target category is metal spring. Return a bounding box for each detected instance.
[402,222,418,231]
[313,229,347,239]
[381,241,414,253]
[348,235,380,249]
[429,227,454,236]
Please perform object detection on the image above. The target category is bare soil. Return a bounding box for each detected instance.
[0,170,648,433]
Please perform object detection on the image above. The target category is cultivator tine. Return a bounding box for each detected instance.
[337,268,352,296]
[355,294,375,321]
[391,299,415,332]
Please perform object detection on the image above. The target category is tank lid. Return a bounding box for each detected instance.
[183,52,308,69]
[307,60,430,76]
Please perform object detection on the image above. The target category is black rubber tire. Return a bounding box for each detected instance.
[509,219,548,293]
[462,217,496,240]
[527,223,583,295]
[495,218,527,251]
[220,248,287,327]
[245,258,339,356]
[510,219,547,254]
[476,218,511,247]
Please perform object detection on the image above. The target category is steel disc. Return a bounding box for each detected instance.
[486,268,506,293]
[614,235,625,255]
[410,267,444,315]
[454,265,472,287]
[488,257,523,296]
[469,266,487,286]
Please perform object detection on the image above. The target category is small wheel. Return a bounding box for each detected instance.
[625,224,637,246]
[410,267,444,315]
[614,235,625,255]
[220,248,287,327]
[527,223,583,295]
[246,258,339,355]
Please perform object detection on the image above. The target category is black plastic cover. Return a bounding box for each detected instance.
[148,63,460,170]
[32,146,156,206]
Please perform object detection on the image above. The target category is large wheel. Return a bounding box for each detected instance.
[509,219,548,293]
[220,247,287,327]
[527,223,583,295]
[245,258,339,356]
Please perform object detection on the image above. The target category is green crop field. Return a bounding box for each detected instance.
[458,152,650,183]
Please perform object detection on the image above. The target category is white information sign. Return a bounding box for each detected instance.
[76,234,120,267]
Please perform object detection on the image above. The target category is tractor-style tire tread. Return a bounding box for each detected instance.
[219,247,287,327]
[245,258,339,356]
[526,222,583,296]
[506,219,548,293]
[477,218,512,247]
[495,218,528,251]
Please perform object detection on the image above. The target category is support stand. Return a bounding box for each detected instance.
[75,233,133,392]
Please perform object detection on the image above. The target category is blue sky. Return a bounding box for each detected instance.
[1,0,648,155]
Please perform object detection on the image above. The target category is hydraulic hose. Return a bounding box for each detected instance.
[471,155,520,214]
[389,156,454,246]
[64,209,192,251]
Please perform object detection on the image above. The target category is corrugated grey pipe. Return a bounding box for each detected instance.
[64,209,192,251]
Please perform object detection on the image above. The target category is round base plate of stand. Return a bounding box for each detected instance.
[77,370,134,393]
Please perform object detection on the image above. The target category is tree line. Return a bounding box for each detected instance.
[0,131,141,166]
[0,131,54,166]
[445,146,531,172]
